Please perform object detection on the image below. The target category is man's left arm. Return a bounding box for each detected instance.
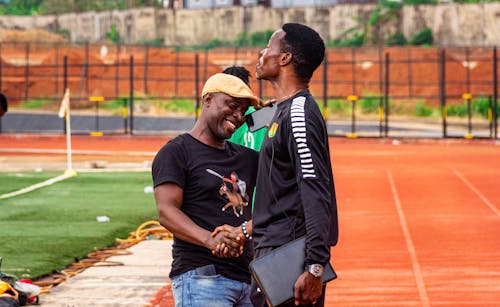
[288,101,333,304]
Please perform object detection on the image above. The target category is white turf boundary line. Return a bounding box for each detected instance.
[453,169,500,217]
[387,170,430,307]
[0,173,75,200]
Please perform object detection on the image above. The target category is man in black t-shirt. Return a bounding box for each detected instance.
[152,73,261,306]
[249,23,339,306]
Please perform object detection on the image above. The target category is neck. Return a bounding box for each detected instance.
[190,122,225,149]
[270,75,308,104]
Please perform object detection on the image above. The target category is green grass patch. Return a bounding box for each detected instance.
[359,96,381,114]
[20,99,53,109]
[414,101,433,117]
[101,98,127,110]
[0,171,157,279]
[163,99,195,113]
[0,171,60,195]
[322,99,351,116]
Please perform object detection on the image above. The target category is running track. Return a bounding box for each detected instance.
[1,135,499,306]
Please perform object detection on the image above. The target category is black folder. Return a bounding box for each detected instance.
[249,236,337,307]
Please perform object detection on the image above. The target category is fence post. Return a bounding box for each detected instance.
[63,55,68,135]
[347,95,358,138]
[439,49,447,138]
[489,96,493,138]
[129,55,134,135]
[464,47,473,139]
[384,52,390,137]
[464,93,473,139]
[195,53,200,122]
[115,44,120,98]
[85,42,89,97]
[123,97,128,135]
[24,43,30,102]
[408,47,413,98]
[322,53,328,121]
[351,47,356,96]
[493,46,498,139]
[378,46,383,137]
[204,47,208,82]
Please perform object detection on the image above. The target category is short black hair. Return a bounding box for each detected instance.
[0,93,7,112]
[222,66,251,86]
[281,23,325,83]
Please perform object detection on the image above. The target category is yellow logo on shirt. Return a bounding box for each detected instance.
[268,122,278,138]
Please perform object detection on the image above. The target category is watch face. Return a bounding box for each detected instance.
[308,264,324,277]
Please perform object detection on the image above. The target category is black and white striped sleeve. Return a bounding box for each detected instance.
[290,96,317,179]
[288,96,332,265]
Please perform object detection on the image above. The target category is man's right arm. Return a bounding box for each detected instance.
[154,182,242,256]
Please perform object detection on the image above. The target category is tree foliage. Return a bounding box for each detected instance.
[0,0,42,15]
[0,0,164,15]
[408,28,433,46]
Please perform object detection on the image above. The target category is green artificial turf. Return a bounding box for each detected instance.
[0,171,157,279]
[0,171,61,195]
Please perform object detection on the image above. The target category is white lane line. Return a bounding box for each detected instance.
[453,169,500,217]
[387,170,430,307]
[0,173,75,200]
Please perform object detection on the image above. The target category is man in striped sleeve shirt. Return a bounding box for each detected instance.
[250,23,339,307]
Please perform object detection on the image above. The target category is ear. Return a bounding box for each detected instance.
[202,93,213,107]
[280,52,292,65]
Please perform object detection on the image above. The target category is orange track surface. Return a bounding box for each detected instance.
[1,135,499,306]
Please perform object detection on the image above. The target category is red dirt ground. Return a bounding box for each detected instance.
[1,135,499,306]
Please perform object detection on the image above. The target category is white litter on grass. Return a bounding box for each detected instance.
[96,216,110,222]
[0,172,76,200]
[35,168,43,172]
[144,186,154,194]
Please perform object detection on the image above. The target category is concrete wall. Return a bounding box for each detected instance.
[0,4,499,46]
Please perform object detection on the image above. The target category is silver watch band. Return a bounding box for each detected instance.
[305,264,324,278]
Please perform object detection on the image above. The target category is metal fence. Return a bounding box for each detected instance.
[0,42,497,139]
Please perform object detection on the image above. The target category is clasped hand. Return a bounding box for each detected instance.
[210,224,246,258]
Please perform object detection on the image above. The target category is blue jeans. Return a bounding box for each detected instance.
[171,267,252,307]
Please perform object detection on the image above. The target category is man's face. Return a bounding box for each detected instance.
[205,92,251,140]
[256,30,285,80]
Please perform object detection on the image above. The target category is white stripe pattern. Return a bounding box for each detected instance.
[291,97,316,179]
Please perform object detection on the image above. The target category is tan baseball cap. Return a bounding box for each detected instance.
[202,73,260,107]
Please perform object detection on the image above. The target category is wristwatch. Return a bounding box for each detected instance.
[305,264,324,278]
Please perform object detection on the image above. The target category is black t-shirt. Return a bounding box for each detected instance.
[253,90,338,266]
[152,133,258,283]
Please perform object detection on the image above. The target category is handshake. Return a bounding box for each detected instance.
[208,223,250,258]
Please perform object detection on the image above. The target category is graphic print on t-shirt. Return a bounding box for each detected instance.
[206,169,249,217]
